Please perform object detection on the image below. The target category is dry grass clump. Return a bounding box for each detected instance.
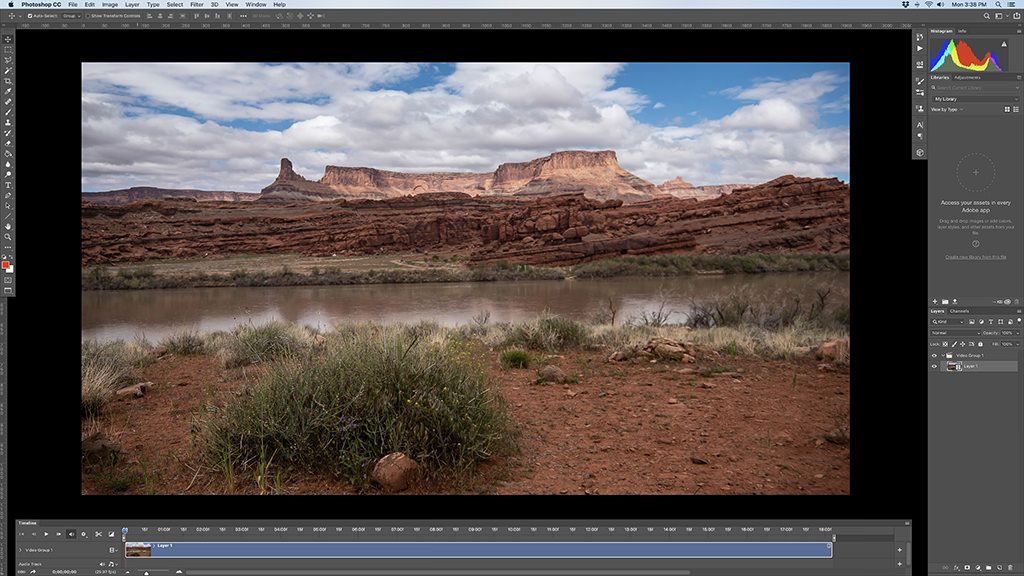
[201,325,517,488]
[219,320,312,369]
[81,338,152,416]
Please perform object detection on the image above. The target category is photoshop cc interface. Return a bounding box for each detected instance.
[0,1,1020,575]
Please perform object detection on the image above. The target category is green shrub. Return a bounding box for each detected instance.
[573,253,849,279]
[201,329,516,487]
[502,315,589,351]
[538,315,588,348]
[500,349,531,369]
[220,320,309,368]
[116,266,155,279]
[161,330,206,356]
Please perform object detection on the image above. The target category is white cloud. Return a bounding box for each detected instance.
[81,62,425,122]
[720,98,811,132]
[82,63,848,192]
[721,70,847,104]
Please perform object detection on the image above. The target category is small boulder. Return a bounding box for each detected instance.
[816,339,850,363]
[537,364,567,384]
[773,431,794,446]
[116,382,150,399]
[825,428,850,445]
[607,350,629,362]
[643,338,696,362]
[653,342,686,360]
[371,452,419,492]
[535,214,557,232]
[82,432,121,460]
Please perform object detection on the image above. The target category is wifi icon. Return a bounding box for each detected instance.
[925,1,933,5]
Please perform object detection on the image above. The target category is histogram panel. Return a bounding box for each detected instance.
[930,38,1008,72]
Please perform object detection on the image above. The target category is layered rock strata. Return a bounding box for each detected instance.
[82,174,849,267]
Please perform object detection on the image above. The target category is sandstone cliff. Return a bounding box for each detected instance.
[486,150,660,203]
[82,174,849,267]
[82,187,259,205]
[259,150,662,205]
[319,166,491,199]
[657,177,751,202]
[258,158,340,203]
[658,176,696,190]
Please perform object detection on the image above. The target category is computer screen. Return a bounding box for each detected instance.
[1,2,1021,575]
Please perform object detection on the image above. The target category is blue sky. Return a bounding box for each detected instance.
[82,62,849,193]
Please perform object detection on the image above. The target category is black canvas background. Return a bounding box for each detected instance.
[8,26,921,532]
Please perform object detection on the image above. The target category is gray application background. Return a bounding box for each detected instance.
[926,32,1024,571]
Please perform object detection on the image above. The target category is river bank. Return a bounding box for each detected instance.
[82,252,850,291]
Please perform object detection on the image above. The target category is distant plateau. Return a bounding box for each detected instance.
[81,150,850,267]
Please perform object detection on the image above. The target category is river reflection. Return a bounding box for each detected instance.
[82,272,849,343]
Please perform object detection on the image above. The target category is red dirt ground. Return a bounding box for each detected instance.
[81,348,849,496]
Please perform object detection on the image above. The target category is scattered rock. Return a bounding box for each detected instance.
[690,457,709,465]
[824,428,850,445]
[371,452,419,492]
[649,338,686,360]
[116,382,150,399]
[667,397,679,405]
[82,432,121,460]
[686,343,720,361]
[816,339,850,363]
[607,350,629,362]
[773,432,794,445]
[537,364,566,384]
[651,340,684,358]
[640,338,699,363]
[535,214,558,233]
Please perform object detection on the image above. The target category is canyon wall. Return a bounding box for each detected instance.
[82,174,849,267]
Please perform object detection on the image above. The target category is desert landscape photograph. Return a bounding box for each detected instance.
[80,62,850,495]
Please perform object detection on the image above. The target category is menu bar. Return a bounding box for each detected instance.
[4,8,1021,25]
[6,0,1024,10]
[4,0,1016,9]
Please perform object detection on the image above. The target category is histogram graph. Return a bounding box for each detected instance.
[930,38,1008,72]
